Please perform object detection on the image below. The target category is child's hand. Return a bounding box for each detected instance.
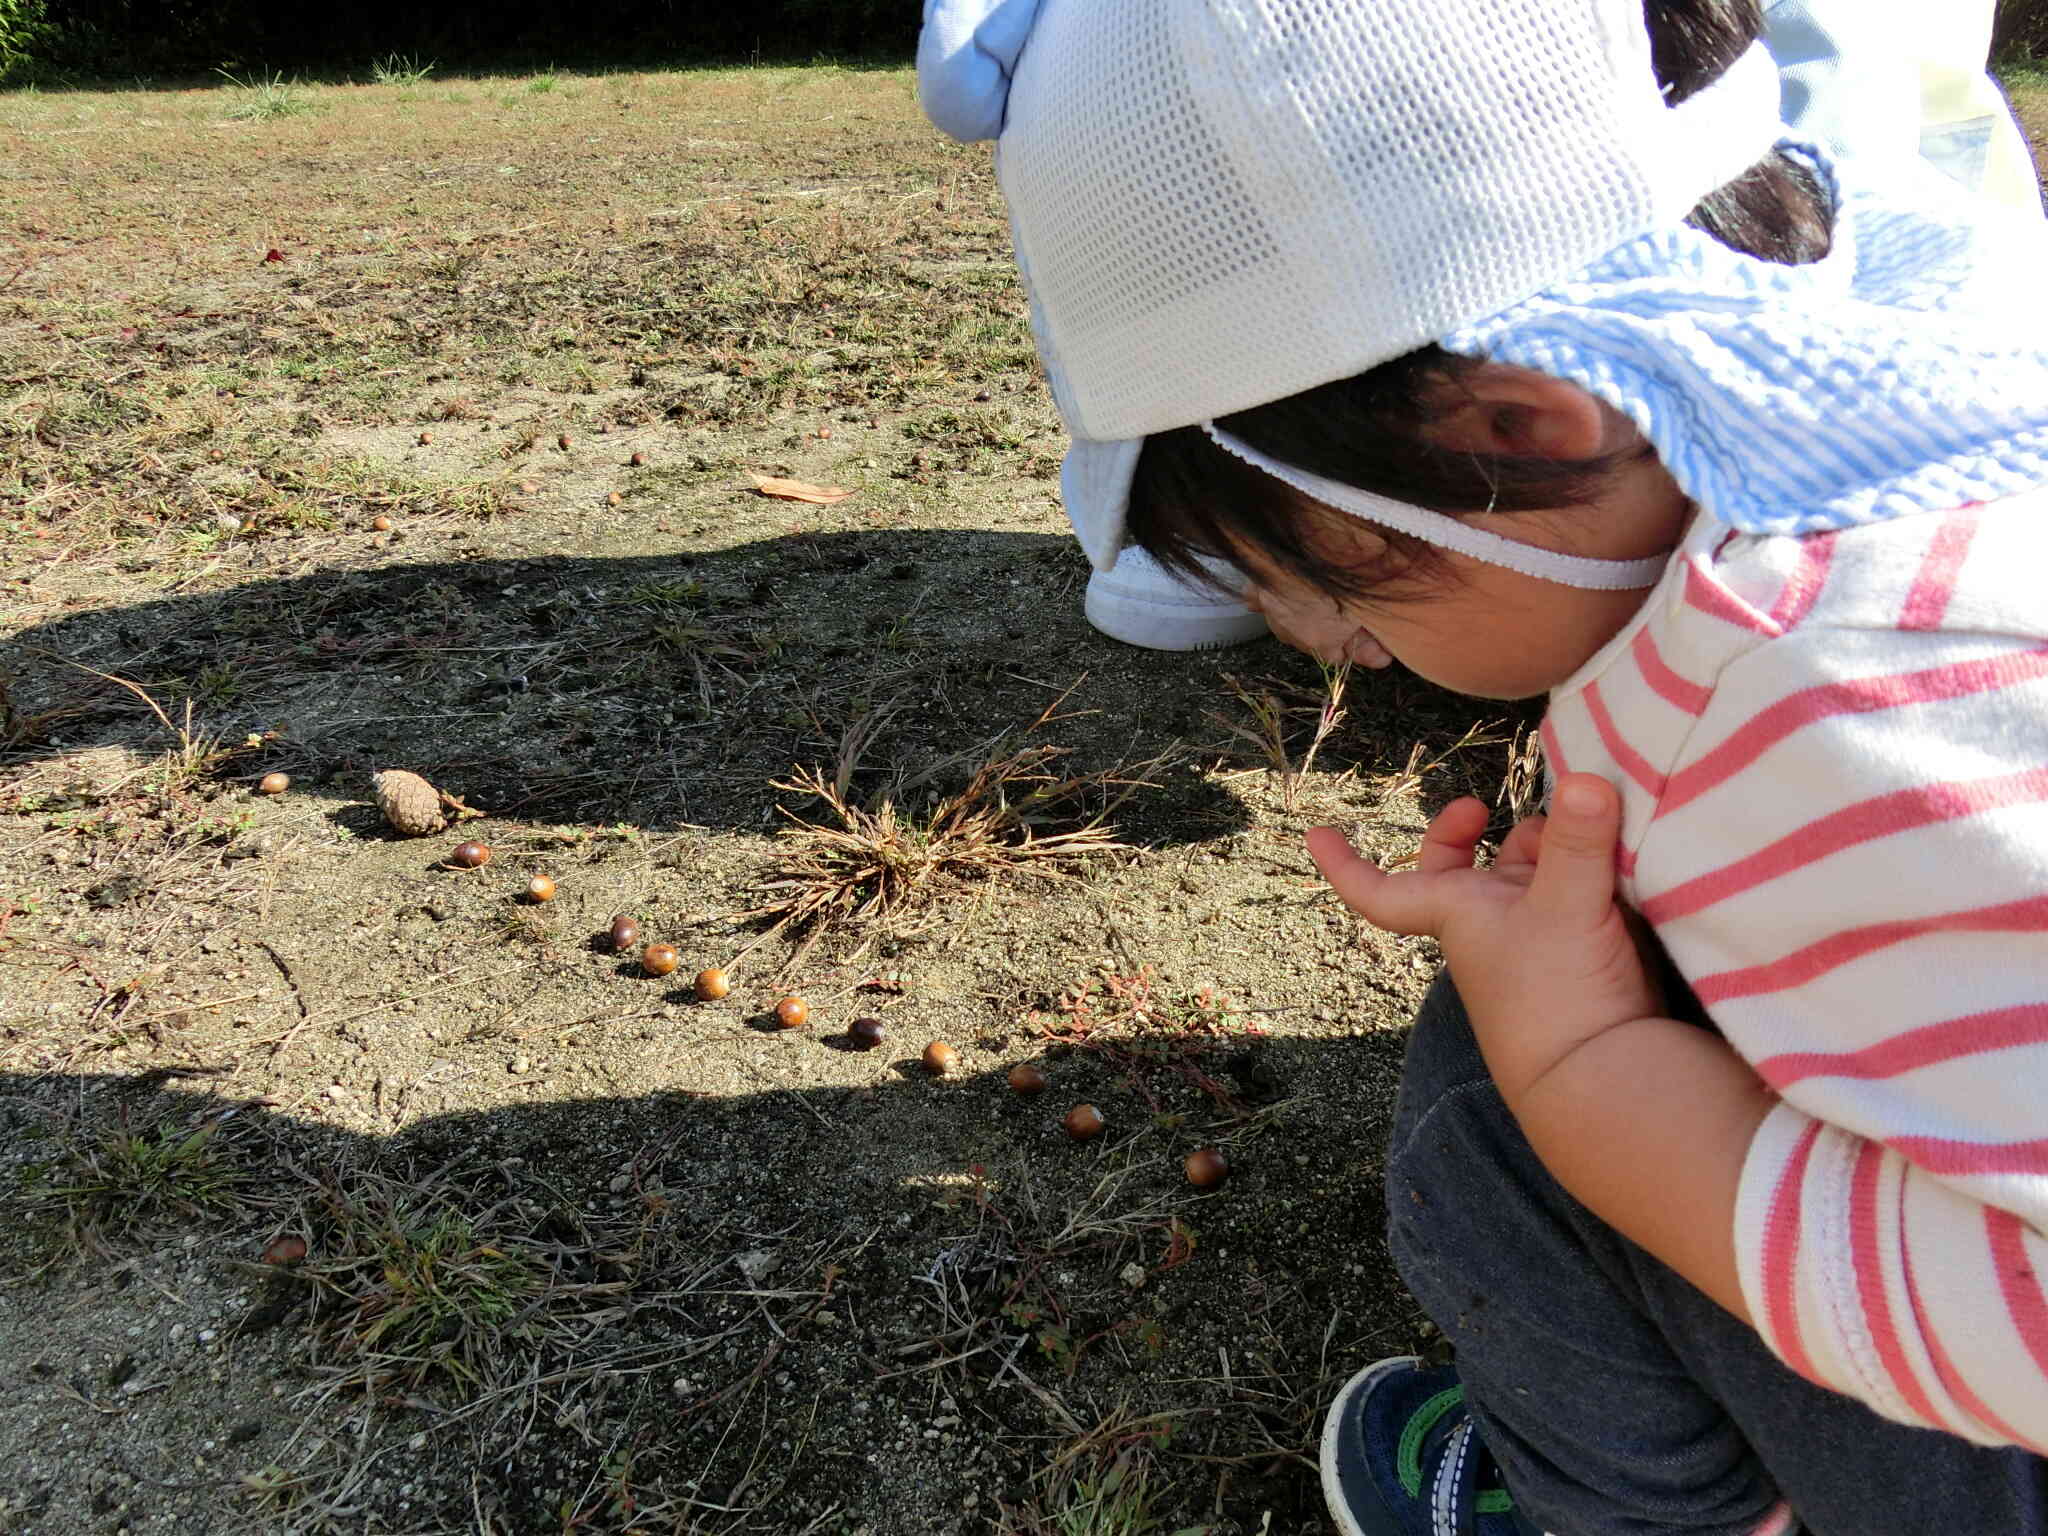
[1306,773,1662,1105]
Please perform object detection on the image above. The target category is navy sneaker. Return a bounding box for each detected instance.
[1320,1356,1546,1536]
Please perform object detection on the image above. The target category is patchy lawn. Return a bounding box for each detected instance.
[3,59,2036,1536]
[0,64,1520,1536]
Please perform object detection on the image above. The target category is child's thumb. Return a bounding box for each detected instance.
[1530,773,1624,918]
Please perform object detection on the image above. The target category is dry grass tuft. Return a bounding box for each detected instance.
[750,739,1145,954]
[1211,659,1353,812]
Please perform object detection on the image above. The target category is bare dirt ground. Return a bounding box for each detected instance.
[1,62,2042,1536]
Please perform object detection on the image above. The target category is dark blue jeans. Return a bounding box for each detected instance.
[1386,974,2048,1536]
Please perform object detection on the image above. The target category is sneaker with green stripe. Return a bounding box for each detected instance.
[1320,1356,1545,1536]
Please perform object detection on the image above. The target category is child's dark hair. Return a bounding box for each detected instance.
[1126,0,1835,602]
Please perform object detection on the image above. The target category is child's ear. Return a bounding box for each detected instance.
[1422,364,1616,462]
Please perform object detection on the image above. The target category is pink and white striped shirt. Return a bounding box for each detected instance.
[1542,488,2048,1448]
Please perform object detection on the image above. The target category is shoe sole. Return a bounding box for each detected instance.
[1319,1355,1423,1536]
[1082,582,1271,652]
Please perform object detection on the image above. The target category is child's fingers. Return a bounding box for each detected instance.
[1415,796,1489,873]
[1305,826,1446,936]
[1304,825,1379,909]
[1529,774,1625,922]
[1495,813,1547,872]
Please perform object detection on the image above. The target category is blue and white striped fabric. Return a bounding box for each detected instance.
[1444,148,2048,538]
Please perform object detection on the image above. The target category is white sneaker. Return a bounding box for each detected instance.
[1082,547,1270,651]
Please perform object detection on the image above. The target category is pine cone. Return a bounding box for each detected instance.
[372,769,446,836]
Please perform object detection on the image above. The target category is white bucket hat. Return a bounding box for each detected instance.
[920,0,1783,581]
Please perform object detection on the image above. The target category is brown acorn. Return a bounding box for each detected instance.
[417,430,433,446]
[557,433,573,450]
[606,491,622,506]
[693,967,731,1001]
[629,451,646,466]
[607,915,640,952]
[1063,1104,1106,1141]
[1007,1063,1048,1096]
[848,1016,885,1050]
[450,840,491,869]
[371,514,393,532]
[641,943,680,977]
[256,771,290,795]
[524,874,556,903]
[1183,1146,1229,1188]
[922,1040,959,1077]
[260,1234,308,1265]
[774,996,810,1029]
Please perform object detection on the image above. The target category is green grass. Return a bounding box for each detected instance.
[218,69,318,121]
[23,1117,260,1246]
[367,52,436,87]
[302,1195,543,1393]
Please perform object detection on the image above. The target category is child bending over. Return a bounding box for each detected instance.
[920,1,2048,1531]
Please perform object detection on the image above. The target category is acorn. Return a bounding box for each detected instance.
[417,430,433,446]
[817,427,832,440]
[557,433,573,450]
[774,996,810,1029]
[848,1016,885,1050]
[606,491,622,506]
[371,514,393,532]
[641,942,680,977]
[1183,1146,1229,1188]
[607,914,640,952]
[1062,1104,1106,1141]
[1006,1063,1047,1096]
[524,874,556,903]
[256,771,290,795]
[693,967,730,1000]
[260,1234,308,1266]
[922,1040,959,1076]
[629,451,646,467]
[450,840,491,869]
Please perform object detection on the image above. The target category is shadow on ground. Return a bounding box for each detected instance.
[7,528,1280,846]
[0,1019,1421,1534]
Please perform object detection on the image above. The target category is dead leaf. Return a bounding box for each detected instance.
[748,474,855,505]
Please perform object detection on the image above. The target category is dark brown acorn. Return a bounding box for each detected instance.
[848,1016,886,1050]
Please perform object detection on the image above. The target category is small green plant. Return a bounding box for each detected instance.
[368,52,435,87]
[219,69,315,121]
[25,1117,257,1244]
[302,1196,542,1393]
[526,70,559,94]
[1051,1451,1165,1536]
[1021,1430,1214,1536]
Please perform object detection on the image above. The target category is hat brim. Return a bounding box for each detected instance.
[1061,435,1143,573]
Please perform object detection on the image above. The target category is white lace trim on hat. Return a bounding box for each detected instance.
[1201,426,1669,591]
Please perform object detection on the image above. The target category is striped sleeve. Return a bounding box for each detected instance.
[1634,619,2048,1447]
